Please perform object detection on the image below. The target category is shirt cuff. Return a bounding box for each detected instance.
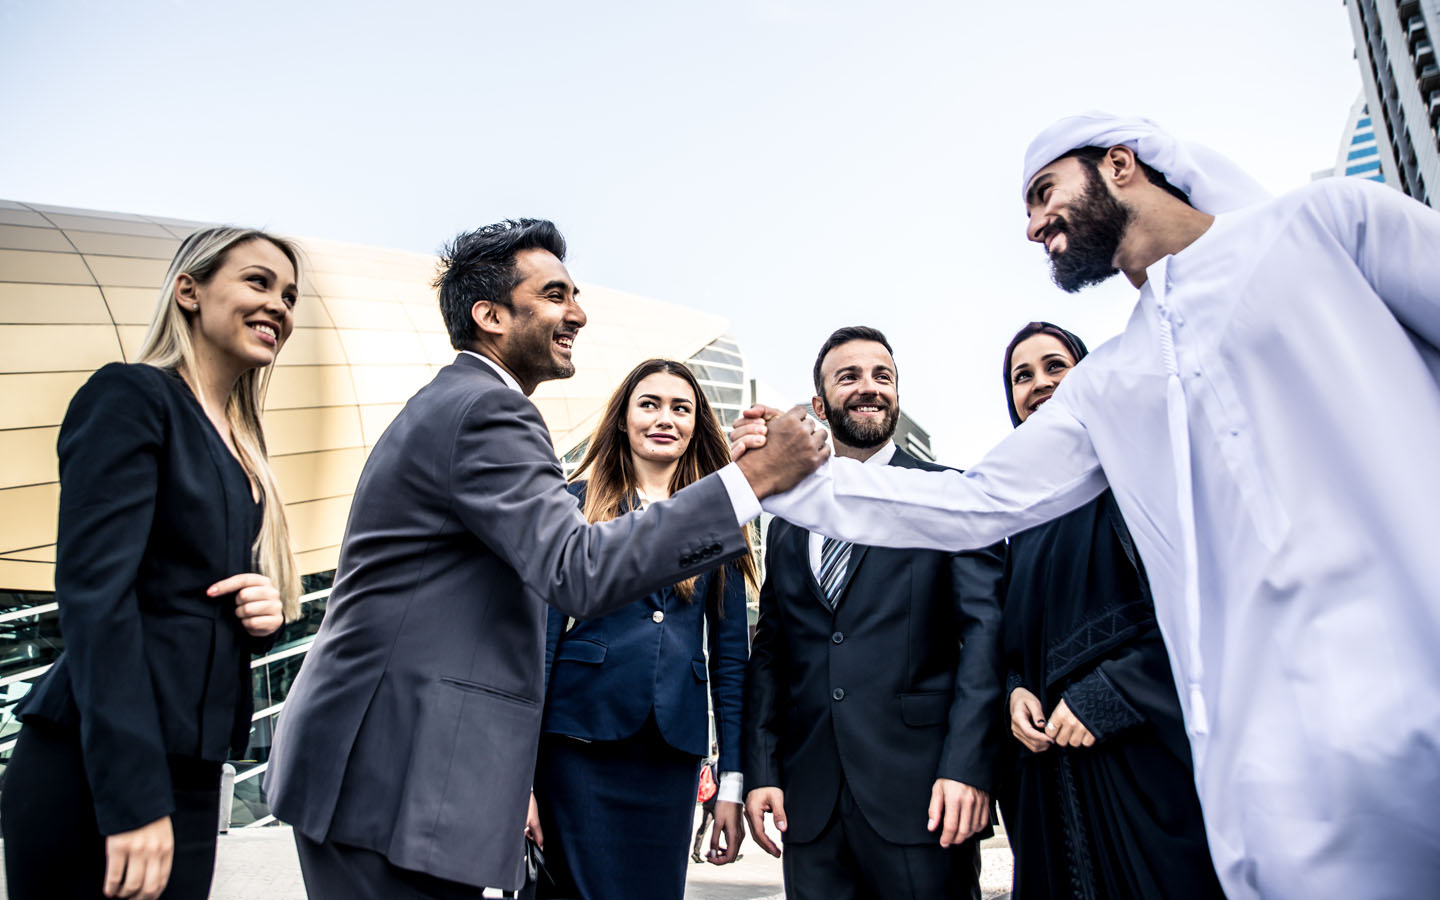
[717,463,762,526]
[717,770,744,804]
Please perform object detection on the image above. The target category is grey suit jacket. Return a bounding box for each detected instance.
[264,354,747,889]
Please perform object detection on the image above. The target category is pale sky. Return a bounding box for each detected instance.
[0,0,1362,463]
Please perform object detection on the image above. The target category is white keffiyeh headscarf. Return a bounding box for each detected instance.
[1021,112,1271,215]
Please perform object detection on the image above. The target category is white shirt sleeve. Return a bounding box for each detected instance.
[717,463,762,526]
[762,396,1108,551]
[1328,179,1440,348]
[717,771,743,804]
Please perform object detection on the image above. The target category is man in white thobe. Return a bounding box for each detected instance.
[736,114,1440,899]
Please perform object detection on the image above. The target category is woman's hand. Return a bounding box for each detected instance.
[707,800,745,864]
[1045,698,1096,748]
[525,791,544,849]
[1009,686,1053,753]
[104,815,173,900]
[209,573,284,637]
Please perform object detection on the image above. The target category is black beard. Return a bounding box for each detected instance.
[511,316,576,386]
[823,395,899,449]
[1046,165,1132,293]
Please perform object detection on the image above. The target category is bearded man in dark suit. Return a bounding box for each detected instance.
[266,219,827,899]
[742,326,1004,900]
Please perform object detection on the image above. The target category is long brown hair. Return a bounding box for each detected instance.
[569,359,758,607]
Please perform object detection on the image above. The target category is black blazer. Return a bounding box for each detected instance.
[19,363,269,836]
[742,447,1006,845]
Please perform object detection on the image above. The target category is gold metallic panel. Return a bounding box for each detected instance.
[0,324,122,374]
[0,372,92,429]
[264,366,359,410]
[0,559,53,592]
[63,230,179,259]
[116,325,147,361]
[42,213,174,238]
[1,544,55,563]
[261,406,365,456]
[0,284,110,324]
[357,403,404,447]
[307,275,428,305]
[0,248,95,285]
[0,483,59,556]
[0,209,52,228]
[0,225,74,253]
[275,328,348,367]
[272,448,367,504]
[0,428,60,489]
[83,255,169,288]
[294,546,340,577]
[348,365,433,406]
[103,286,164,324]
[315,297,412,331]
[284,496,353,555]
[291,297,336,329]
[402,303,446,334]
[336,328,427,366]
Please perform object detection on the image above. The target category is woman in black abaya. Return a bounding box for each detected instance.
[997,321,1224,900]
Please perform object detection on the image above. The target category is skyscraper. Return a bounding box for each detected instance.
[1343,0,1440,207]
[1314,93,1391,182]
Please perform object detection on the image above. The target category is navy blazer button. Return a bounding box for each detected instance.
[832,688,845,701]
[831,631,844,644]
[652,610,665,624]
[709,542,722,553]
[680,555,693,566]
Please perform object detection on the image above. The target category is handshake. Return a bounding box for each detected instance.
[729,405,830,499]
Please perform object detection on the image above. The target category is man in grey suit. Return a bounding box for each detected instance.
[264,219,826,898]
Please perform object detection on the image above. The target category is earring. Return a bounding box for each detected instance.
[191,303,199,311]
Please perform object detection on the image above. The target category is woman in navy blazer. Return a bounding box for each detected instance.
[534,359,757,900]
[1,228,303,900]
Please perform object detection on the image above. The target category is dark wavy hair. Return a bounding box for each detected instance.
[812,325,896,396]
[433,219,567,350]
[569,359,759,608]
[1002,321,1089,427]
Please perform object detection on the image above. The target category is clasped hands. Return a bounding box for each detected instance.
[729,405,829,497]
[1009,686,1095,751]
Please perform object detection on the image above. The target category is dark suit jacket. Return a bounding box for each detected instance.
[542,483,750,770]
[742,447,1005,845]
[19,364,268,836]
[265,355,749,890]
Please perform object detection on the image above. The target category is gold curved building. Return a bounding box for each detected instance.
[0,199,750,823]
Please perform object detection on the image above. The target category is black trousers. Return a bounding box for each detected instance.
[0,721,221,900]
[294,832,492,900]
[781,781,982,900]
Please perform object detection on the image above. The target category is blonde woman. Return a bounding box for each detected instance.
[1,228,302,900]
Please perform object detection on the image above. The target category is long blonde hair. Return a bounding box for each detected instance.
[569,359,758,609]
[137,227,302,621]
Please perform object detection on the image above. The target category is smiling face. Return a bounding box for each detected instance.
[1009,333,1077,422]
[813,339,899,450]
[1024,155,1132,293]
[624,371,696,467]
[179,238,297,371]
[497,247,586,390]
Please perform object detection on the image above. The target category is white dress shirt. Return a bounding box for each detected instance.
[807,440,895,578]
[761,179,1440,900]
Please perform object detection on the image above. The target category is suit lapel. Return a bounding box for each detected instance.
[816,447,916,607]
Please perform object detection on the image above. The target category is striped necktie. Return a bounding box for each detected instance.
[818,536,853,609]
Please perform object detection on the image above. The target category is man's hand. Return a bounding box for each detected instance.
[1009,686,1053,753]
[209,572,284,637]
[525,791,544,849]
[926,779,990,847]
[744,786,788,858]
[1045,698,1096,748]
[103,815,173,900]
[707,800,746,864]
[733,406,828,498]
[729,405,782,460]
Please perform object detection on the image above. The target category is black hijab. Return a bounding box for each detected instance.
[1001,322,1089,428]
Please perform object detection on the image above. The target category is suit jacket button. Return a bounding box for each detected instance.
[680,554,693,566]
[832,688,845,701]
[652,610,665,624]
[831,631,844,644]
[709,542,722,553]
